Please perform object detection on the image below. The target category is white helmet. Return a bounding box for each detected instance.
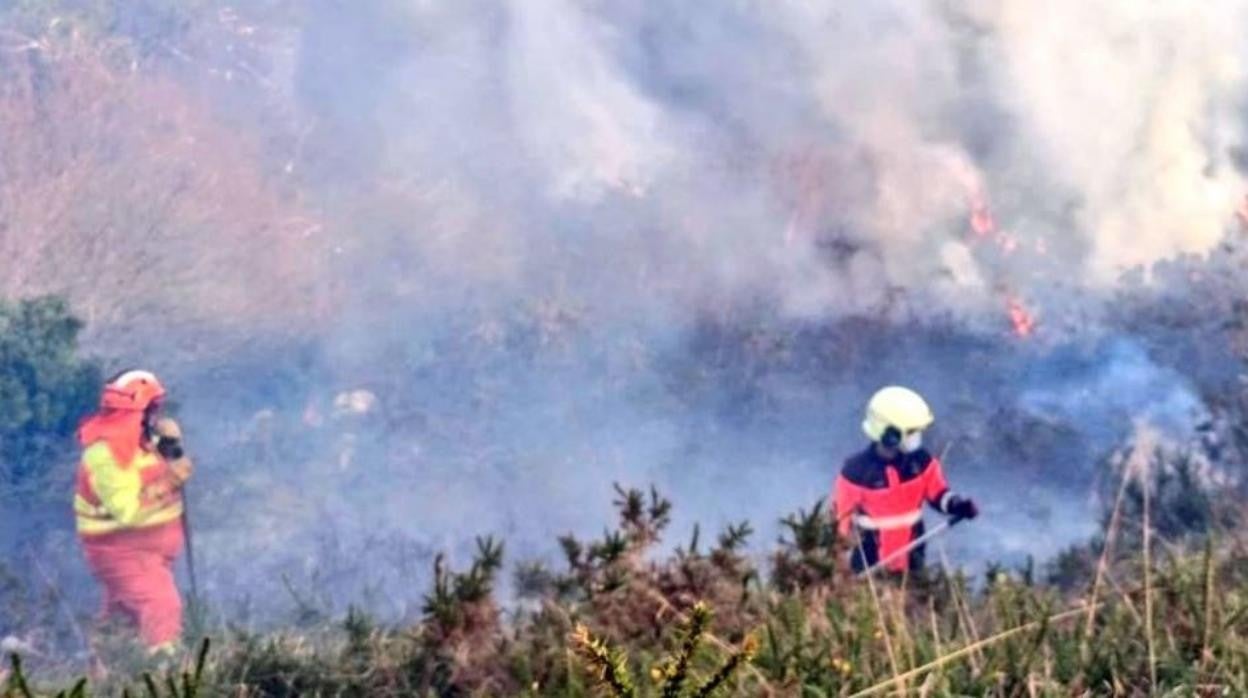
[862,386,934,447]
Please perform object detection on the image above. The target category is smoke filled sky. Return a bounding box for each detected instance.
[289,0,1248,328]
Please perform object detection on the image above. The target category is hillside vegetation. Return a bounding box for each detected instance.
[4,471,1248,696]
[0,2,324,360]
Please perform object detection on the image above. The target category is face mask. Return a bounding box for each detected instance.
[900,431,923,453]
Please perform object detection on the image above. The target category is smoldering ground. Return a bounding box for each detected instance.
[159,310,1217,623]
[2,0,1247,629]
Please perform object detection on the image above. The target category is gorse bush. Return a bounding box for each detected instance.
[8,476,1248,697]
[571,602,758,698]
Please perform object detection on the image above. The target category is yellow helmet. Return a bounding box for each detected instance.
[862,386,934,444]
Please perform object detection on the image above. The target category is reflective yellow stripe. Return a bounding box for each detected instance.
[854,510,922,530]
[77,501,183,536]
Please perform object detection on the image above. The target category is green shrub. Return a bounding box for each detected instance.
[9,480,1248,696]
[0,296,100,495]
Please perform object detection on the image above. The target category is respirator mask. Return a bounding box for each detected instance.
[899,430,924,453]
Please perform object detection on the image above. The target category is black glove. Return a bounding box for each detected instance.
[948,496,978,520]
[151,417,185,460]
[156,436,184,460]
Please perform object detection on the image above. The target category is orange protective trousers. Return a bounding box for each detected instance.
[80,521,185,647]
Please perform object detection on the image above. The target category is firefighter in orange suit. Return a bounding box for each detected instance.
[75,370,193,652]
[833,386,977,573]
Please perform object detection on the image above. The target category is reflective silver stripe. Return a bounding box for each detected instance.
[74,495,114,520]
[938,491,955,513]
[854,510,922,530]
[77,504,114,520]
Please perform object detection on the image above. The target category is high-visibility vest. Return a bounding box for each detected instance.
[74,441,183,536]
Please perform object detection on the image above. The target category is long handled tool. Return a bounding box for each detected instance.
[182,487,200,601]
[860,515,966,576]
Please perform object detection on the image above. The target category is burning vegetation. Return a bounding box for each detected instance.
[4,1,1248,696]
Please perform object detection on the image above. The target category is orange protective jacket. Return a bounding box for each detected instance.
[833,445,956,573]
[74,410,185,647]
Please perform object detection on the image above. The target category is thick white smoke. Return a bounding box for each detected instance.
[295,0,1248,331]
[979,1,1248,280]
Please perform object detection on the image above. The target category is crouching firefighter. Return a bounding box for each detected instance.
[832,386,977,574]
[74,370,193,653]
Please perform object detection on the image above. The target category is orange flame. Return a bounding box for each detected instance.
[967,195,1016,254]
[968,195,1040,337]
[1007,297,1037,338]
[970,199,996,238]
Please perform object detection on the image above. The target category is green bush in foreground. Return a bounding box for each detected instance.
[5,474,1247,696]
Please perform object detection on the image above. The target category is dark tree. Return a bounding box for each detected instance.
[0,295,100,492]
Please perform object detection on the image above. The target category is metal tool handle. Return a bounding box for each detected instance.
[859,515,966,576]
[182,486,200,601]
